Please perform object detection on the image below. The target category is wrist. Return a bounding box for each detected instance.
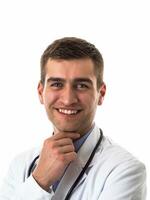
[32,172,52,192]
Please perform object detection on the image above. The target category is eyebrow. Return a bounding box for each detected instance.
[47,77,65,82]
[74,78,93,85]
[47,77,93,85]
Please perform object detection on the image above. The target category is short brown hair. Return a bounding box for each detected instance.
[40,37,104,89]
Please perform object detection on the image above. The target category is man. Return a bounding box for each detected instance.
[0,37,146,199]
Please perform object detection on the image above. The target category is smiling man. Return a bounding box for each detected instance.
[0,37,146,200]
[38,58,105,135]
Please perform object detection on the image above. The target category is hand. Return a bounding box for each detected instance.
[32,132,80,191]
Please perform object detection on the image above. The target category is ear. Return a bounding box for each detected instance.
[98,83,106,105]
[37,81,44,104]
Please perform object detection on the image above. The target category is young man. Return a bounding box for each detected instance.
[0,37,146,199]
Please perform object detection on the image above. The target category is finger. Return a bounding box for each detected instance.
[53,133,80,140]
[57,144,75,153]
[63,152,77,162]
[54,138,73,147]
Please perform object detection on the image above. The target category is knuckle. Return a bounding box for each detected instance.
[72,152,77,159]
[72,145,75,151]
[70,145,75,151]
[43,137,52,146]
[67,139,74,146]
[70,152,77,161]
[43,139,50,148]
[43,138,56,151]
[67,138,72,143]
[53,148,60,155]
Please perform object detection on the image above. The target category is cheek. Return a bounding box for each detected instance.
[43,91,58,107]
[80,93,98,107]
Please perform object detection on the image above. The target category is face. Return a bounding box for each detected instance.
[38,58,106,136]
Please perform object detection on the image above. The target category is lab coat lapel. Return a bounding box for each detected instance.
[52,125,100,200]
[53,157,83,200]
[77,125,100,168]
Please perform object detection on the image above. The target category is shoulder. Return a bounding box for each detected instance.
[101,135,145,166]
[89,125,146,174]
[94,135,146,189]
[87,135,147,199]
[89,134,146,198]
[96,135,146,171]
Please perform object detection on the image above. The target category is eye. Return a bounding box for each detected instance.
[50,82,63,88]
[76,83,89,90]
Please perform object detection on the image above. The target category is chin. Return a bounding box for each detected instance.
[55,125,78,133]
[60,128,77,133]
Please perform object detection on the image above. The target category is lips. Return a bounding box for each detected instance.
[55,108,81,115]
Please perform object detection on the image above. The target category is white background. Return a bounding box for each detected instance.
[0,0,149,198]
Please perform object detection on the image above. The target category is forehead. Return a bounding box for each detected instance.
[45,58,96,80]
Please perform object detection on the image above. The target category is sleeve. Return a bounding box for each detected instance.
[99,160,147,200]
[0,155,54,200]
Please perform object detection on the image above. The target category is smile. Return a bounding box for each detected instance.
[57,108,80,115]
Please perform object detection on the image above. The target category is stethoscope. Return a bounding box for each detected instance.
[27,129,103,200]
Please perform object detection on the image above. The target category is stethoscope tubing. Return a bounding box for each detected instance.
[27,155,39,178]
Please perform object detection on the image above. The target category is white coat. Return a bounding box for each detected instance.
[0,125,146,200]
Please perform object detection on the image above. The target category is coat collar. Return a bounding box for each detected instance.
[77,125,101,167]
[53,125,101,200]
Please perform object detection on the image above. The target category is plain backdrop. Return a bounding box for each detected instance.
[0,0,149,198]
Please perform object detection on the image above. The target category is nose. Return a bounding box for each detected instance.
[60,86,78,106]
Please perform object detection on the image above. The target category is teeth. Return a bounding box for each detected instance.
[58,109,78,115]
